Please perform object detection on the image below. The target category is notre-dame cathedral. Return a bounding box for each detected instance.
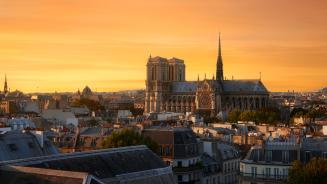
[145,34,269,117]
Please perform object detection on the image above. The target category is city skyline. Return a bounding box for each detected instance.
[1,0,327,92]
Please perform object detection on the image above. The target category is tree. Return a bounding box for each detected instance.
[227,110,241,123]
[288,158,327,184]
[102,129,158,153]
[229,108,280,125]
[290,108,308,118]
[239,110,255,122]
[307,108,325,122]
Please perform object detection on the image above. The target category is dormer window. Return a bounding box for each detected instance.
[305,151,311,162]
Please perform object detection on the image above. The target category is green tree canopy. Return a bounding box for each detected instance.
[227,110,241,123]
[227,108,280,125]
[288,158,327,184]
[102,128,158,153]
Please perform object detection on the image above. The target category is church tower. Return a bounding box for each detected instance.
[3,74,8,94]
[216,33,224,81]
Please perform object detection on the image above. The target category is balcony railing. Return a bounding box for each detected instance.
[240,172,288,181]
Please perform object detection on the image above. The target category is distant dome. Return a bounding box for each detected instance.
[82,86,93,96]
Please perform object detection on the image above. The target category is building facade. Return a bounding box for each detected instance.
[143,127,203,184]
[145,34,269,116]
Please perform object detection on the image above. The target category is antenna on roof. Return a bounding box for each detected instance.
[259,72,262,80]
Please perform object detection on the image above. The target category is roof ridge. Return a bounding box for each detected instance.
[0,145,148,166]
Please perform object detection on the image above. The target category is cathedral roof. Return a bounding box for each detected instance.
[222,80,268,93]
[171,81,197,93]
[170,80,268,94]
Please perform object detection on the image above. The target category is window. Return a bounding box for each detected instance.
[305,151,311,162]
[266,168,271,177]
[282,168,288,177]
[159,145,162,155]
[165,146,170,156]
[178,161,182,167]
[267,150,272,162]
[282,151,289,163]
[251,167,257,177]
[178,175,182,182]
[274,168,279,178]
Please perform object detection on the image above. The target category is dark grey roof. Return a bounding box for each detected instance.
[171,82,197,93]
[0,145,171,181]
[222,80,268,93]
[173,128,199,159]
[201,153,221,175]
[301,137,327,152]
[80,127,101,136]
[0,146,176,184]
[217,143,240,161]
[170,79,268,94]
[201,153,219,166]
[173,128,198,145]
[243,144,298,165]
[0,131,59,161]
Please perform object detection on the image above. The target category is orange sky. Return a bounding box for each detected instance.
[0,0,326,93]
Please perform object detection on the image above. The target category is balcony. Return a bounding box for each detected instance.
[239,172,288,182]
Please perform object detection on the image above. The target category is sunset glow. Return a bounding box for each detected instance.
[0,0,326,92]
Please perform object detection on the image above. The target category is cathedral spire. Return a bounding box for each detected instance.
[216,32,224,81]
[218,32,221,57]
[4,74,8,94]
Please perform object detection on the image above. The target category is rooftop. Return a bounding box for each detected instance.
[0,145,175,183]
